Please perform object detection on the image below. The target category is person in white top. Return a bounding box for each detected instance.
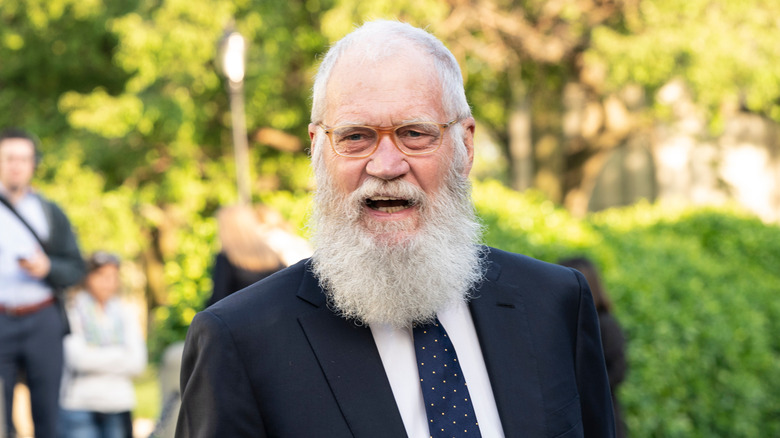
[59,251,147,438]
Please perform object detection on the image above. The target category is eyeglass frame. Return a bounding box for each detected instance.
[318,119,459,158]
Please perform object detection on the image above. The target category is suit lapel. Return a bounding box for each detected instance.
[297,268,407,438]
[469,256,546,437]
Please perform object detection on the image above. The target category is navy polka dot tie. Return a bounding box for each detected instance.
[413,319,482,437]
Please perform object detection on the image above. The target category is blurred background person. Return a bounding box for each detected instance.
[145,204,312,436]
[152,204,311,437]
[206,203,311,307]
[58,251,146,438]
[0,128,86,438]
[559,256,628,438]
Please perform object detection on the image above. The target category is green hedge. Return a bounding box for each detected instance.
[475,180,780,437]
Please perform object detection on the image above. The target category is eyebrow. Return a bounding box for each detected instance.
[330,117,441,127]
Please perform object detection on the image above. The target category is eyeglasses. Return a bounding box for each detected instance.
[319,120,457,158]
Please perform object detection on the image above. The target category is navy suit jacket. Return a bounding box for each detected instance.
[176,247,615,437]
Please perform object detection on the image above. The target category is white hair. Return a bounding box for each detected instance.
[311,20,471,124]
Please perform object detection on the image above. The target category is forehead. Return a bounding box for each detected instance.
[324,47,445,125]
[0,138,36,156]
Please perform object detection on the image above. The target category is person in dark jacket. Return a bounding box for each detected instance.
[0,128,86,438]
[206,204,311,308]
[559,256,629,438]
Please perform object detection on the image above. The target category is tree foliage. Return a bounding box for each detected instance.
[588,0,780,130]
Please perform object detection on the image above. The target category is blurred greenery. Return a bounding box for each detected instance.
[133,365,160,421]
[3,0,780,435]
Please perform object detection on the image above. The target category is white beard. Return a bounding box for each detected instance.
[308,150,486,328]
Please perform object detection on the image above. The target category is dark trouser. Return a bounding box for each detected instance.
[58,410,133,438]
[0,305,66,438]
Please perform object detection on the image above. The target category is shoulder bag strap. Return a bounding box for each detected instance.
[0,194,50,252]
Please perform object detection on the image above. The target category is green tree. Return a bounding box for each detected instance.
[2,0,329,356]
[432,0,636,206]
[589,0,780,127]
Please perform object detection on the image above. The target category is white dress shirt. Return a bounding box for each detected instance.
[371,300,505,437]
[0,189,52,306]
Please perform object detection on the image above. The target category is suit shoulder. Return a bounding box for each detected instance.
[484,246,576,283]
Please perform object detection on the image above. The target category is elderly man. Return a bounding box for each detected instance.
[176,20,615,438]
[0,128,85,438]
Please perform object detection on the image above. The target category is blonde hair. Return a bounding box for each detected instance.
[217,204,284,271]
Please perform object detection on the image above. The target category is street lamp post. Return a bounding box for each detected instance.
[219,27,251,205]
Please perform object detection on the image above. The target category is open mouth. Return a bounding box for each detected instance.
[365,196,415,214]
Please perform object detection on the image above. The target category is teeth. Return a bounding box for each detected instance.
[378,206,406,213]
[365,196,413,213]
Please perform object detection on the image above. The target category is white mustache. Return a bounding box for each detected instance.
[350,177,427,208]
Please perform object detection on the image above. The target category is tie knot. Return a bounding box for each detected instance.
[412,318,445,334]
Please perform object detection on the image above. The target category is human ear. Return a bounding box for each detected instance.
[308,123,318,155]
[461,117,476,177]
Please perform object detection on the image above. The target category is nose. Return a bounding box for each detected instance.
[365,132,410,180]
